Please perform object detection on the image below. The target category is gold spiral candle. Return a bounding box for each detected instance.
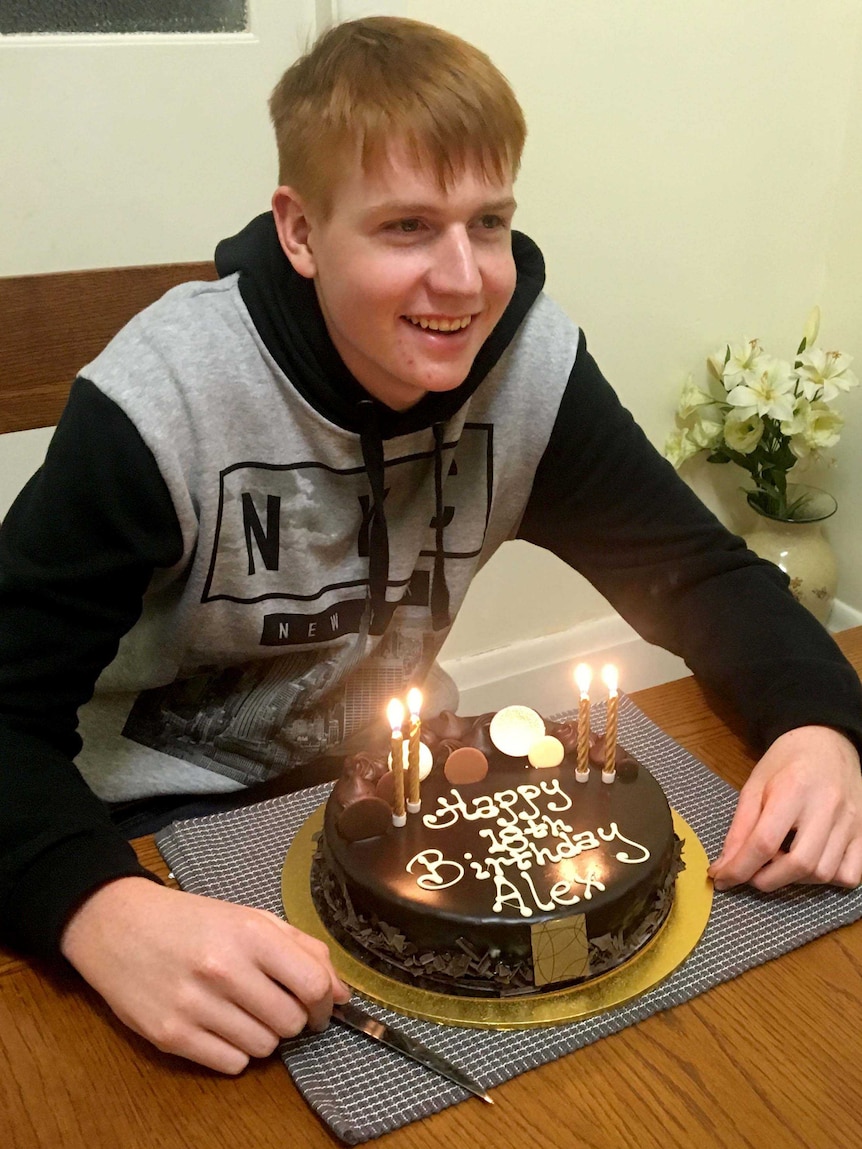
[387,698,406,825]
[574,663,591,780]
[601,665,619,783]
[406,688,422,813]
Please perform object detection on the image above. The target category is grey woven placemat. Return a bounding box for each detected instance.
[156,697,862,1144]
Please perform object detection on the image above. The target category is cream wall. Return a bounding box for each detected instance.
[386,0,862,658]
[4,0,862,660]
[822,18,862,612]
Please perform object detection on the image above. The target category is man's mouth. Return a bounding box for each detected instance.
[404,315,474,332]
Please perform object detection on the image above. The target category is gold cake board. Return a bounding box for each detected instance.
[282,806,712,1030]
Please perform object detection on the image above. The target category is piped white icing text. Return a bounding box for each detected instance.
[407,782,651,918]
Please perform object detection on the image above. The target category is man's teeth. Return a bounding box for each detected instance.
[406,316,473,332]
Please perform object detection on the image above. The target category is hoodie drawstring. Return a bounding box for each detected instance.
[357,403,451,634]
[431,421,450,630]
[357,400,389,630]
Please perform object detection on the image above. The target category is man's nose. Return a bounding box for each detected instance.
[427,227,483,297]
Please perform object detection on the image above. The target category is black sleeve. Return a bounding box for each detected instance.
[0,378,185,959]
[518,337,862,755]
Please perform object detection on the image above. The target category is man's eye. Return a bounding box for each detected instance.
[397,219,421,233]
[479,214,504,229]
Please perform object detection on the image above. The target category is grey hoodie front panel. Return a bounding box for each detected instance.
[74,276,580,799]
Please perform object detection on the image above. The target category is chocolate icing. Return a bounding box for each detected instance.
[312,836,684,996]
[336,796,393,843]
[588,731,638,775]
[375,770,397,806]
[332,751,388,810]
[315,713,683,996]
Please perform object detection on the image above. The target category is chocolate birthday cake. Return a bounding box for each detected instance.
[312,710,684,997]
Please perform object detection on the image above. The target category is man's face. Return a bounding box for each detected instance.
[275,148,518,411]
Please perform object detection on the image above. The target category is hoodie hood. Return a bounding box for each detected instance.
[214,211,546,438]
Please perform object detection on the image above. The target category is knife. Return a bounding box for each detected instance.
[330,1001,494,1104]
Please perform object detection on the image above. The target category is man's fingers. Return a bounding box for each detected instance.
[258,925,338,1032]
[705,728,862,895]
[833,838,862,889]
[226,959,317,1039]
[799,815,854,885]
[712,784,801,889]
[709,783,764,881]
[195,992,301,1052]
[144,1013,251,1075]
[291,927,351,1002]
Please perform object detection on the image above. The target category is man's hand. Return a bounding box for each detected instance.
[709,725,862,892]
[60,876,350,1074]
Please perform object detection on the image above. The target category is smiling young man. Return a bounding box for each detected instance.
[2,16,862,1076]
[272,151,518,411]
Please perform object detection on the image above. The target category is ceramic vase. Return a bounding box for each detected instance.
[743,483,837,625]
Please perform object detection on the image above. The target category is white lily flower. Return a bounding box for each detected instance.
[724,410,764,454]
[796,347,858,402]
[689,412,724,449]
[664,428,701,468]
[669,312,854,516]
[676,375,716,420]
[725,356,797,423]
[721,338,764,387]
[789,401,843,459]
[780,397,809,438]
[800,305,821,350]
[707,348,728,382]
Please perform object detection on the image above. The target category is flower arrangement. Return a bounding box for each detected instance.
[665,308,858,519]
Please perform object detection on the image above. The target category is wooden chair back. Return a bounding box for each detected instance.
[0,261,217,434]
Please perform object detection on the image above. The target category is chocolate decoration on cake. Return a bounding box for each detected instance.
[588,732,639,777]
[528,735,565,768]
[336,796,393,842]
[489,705,545,757]
[423,709,470,748]
[375,769,397,807]
[546,718,579,755]
[467,713,497,757]
[443,746,489,785]
[433,737,463,767]
[315,711,681,997]
[332,751,389,809]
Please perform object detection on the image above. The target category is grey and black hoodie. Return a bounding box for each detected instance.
[1,213,860,959]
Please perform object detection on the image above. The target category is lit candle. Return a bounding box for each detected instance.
[387,698,406,826]
[574,663,592,782]
[601,665,619,784]
[406,687,422,814]
[392,738,434,780]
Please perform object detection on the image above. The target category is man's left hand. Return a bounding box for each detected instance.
[708,725,862,891]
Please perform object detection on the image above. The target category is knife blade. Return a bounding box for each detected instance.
[330,1002,494,1104]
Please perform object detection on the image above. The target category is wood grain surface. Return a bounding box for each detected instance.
[0,262,216,433]
[3,628,862,1149]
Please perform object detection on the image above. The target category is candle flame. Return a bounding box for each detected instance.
[574,663,592,696]
[601,664,618,694]
[406,687,422,716]
[387,698,405,731]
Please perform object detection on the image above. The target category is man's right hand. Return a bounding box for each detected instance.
[59,876,351,1074]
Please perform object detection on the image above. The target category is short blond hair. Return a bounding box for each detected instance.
[269,17,526,214]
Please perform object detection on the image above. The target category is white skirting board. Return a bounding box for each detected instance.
[440,600,862,718]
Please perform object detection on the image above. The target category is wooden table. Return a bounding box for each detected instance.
[4,628,862,1149]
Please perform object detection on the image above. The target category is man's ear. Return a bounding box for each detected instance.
[272,186,317,279]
